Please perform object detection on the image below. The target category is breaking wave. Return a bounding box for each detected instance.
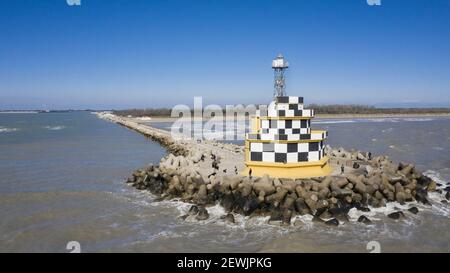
[0,127,18,133]
[44,126,66,131]
[315,118,436,125]
[314,120,356,124]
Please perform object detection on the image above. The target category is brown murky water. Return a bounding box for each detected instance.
[0,113,449,252]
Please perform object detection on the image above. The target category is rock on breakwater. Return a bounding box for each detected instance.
[96,112,189,156]
[96,112,448,226]
[95,112,245,172]
[127,146,447,226]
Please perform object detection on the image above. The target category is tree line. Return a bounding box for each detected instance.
[113,105,450,117]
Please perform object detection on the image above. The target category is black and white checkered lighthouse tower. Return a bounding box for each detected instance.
[243,55,332,179]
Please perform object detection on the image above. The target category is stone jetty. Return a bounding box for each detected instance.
[96,112,448,226]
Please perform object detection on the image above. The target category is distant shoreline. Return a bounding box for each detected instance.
[2,110,449,121]
[0,111,40,114]
[0,110,77,114]
[127,113,450,123]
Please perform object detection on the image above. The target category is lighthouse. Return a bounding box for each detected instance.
[243,55,332,179]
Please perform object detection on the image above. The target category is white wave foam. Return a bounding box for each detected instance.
[44,125,65,131]
[123,169,449,240]
[144,198,291,236]
[366,118,434,123]
[0,127,18,133]
[404,118,434,122]
[0,111,37,114]
[423,170,450,216]
[424,170,448,186]
[367,118,400,123]
[146,230,184,240]
[315,118,435,125]
[346,170,450,220]
[291,214,315,230]
[314,120,356,124]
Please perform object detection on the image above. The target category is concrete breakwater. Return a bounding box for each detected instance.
[96,112,190,157]
[96,112,449,226]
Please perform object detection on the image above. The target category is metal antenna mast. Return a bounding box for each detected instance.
[272,54,289,98]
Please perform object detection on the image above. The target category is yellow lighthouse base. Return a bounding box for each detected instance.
[242,157,333,179]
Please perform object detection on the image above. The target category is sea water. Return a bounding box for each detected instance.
[0,112,449,252]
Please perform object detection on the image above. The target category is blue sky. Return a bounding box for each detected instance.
[0,0,449,110]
